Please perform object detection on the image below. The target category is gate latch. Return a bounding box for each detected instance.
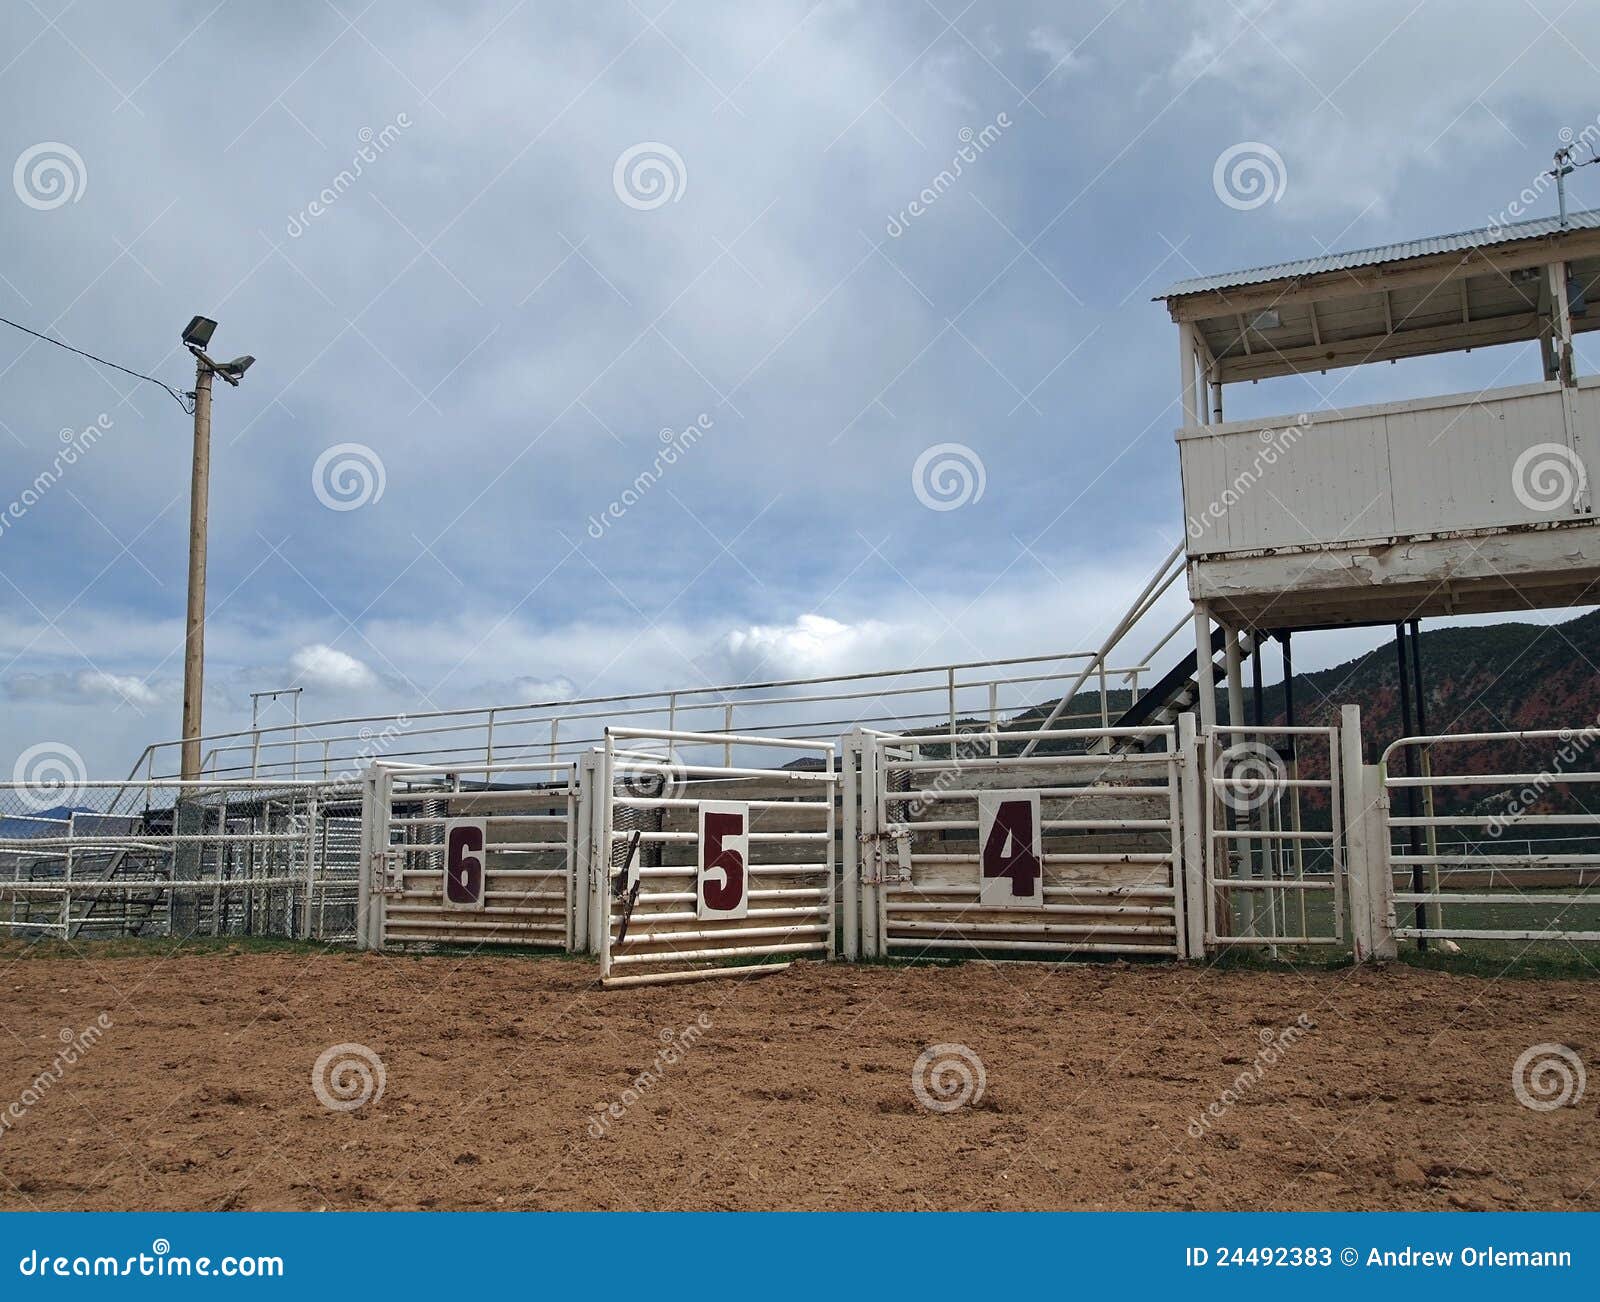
[860,825,912,884]
[372,847,404,895]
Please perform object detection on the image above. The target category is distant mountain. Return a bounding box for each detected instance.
[1008,608,1600,828]
[1011,608,1599,749]
[1233,608,1600,748]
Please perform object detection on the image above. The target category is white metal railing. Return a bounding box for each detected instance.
[361,760,579,953]
[121,649,1155,785]
[1021,541,1185,754]
[1382,730,1600,944]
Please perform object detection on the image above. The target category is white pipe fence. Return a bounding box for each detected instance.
[11,706,1600,964]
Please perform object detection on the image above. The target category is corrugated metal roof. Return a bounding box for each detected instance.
[1157,208,1600,300]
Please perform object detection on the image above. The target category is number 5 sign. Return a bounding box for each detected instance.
[443,817,487,910]
[697,801,749,920]
[977,791,1043,908]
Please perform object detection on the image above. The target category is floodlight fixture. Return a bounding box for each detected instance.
[182,315,217,349]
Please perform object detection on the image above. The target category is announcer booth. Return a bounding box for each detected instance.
[1157,208,1600,953]
[1158,208,1600,724]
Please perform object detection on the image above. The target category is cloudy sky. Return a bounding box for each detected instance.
[2,0,1599,776]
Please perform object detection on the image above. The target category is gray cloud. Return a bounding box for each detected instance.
[1,1,1597,775]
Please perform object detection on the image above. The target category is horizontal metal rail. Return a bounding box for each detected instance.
[128,648,1156,782]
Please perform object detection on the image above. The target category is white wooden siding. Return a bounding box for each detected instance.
[1179,378,1597,558]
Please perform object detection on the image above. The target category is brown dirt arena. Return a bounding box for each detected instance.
[0,946,1595,1211]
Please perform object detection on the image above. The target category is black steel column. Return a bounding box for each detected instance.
[1408,618,1428,734]
[1279,630,1296,739]
[1394,622,1427,947]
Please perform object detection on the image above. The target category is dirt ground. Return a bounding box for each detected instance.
[0,946,1595,1211]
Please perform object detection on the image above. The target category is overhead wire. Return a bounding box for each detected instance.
[0,313,194,412]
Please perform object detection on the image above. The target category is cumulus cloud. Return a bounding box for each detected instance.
[723,614,897,681]
[4,0,1599,780]
[1026,26,1085,78]
[289,645,378,693]
[6,670,162,708]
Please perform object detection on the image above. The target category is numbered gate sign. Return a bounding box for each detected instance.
[697,801,750,921]
[977,791,1043,908]
[443,817,487,910]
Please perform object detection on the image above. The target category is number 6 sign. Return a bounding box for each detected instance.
[977,791,1043,908]
[697,801,749,920]
[443,817,487,910]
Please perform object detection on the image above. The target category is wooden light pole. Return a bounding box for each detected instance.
[179,354,213,783]
[177,315,254,783]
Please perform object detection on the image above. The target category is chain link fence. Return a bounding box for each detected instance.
[0,778,362,942]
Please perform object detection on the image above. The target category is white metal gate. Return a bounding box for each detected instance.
[855,725,1194,960]
[1204,724,1347,947]
[1382,729,1600,945]
[358,761,578,951]
[595,728,837,987]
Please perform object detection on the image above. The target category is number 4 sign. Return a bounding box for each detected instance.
[698,801,749,920]
[977,791,1043,908]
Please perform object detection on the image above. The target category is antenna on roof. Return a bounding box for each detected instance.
[1550,132,1600,229]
